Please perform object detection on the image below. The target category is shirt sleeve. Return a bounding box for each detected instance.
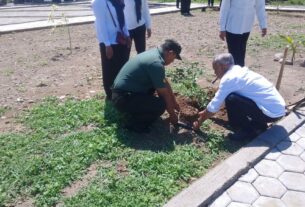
[207,76,243,113]
[92,0,110,46]
[142,0,152,29]
[255,0,267,29]
[219,0,230,31]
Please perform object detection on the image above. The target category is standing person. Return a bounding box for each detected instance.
[92,0,131,100]
[208,0,214,7]
[124,0,152,56]
[180,0,191,16]
[112,39,182,133]
[219,0,267,67]
[193,53,286,140]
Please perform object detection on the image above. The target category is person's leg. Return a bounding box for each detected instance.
[186,0,191,13]
[208,0,211,6]
[239,32,250,67]
[131,24,146,54]
[180,0,186,14]
[225,93,274,133]
[100,43,112,99]
[100,43,129,100]
[123,94,166,129]
[226,32,249,67]
[211,0,214,7]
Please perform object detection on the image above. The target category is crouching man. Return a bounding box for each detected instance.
[112,39,182,133]
[193,53,286,140]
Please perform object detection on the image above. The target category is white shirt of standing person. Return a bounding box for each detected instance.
[124,0,152,31]
[91,0,129,46]
[219,0,267,34]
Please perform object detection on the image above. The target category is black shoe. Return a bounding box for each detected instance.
[228,129,257,141]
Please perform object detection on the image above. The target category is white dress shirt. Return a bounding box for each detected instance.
[220,0,267,34]
[124,0,151,30]
[91,0,129,46]
[207,65,286,118]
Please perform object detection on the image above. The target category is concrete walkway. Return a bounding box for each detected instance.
[165,104,305,207]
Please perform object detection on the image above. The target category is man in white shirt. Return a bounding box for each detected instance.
[124,0,152,55]
[91,0,131,100]
[219,0,267,67]
[193,53,286,140]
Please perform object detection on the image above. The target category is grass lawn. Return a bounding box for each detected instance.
[0,89,242,206]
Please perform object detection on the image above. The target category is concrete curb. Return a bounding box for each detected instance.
[164,106,305,207]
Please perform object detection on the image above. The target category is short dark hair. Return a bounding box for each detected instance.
[161,39,182,60]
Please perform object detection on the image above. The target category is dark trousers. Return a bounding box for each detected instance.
[128,24,146,55]
[225,93,280,132]
[112,91,166,128]
[208,0,214,6]
[181,0,191,14]
[99,43,129,99]
[226,31,250,67]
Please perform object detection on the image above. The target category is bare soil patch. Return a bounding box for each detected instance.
[0,9,305,133]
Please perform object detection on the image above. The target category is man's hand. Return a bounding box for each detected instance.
[193,111,204,130]
[192,109,215,130]
[219,31,226,41]
[261,28,267,37]
[106,46,113,59]
[147,28,152,38]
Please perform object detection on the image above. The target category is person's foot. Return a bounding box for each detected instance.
[182,12,192,16]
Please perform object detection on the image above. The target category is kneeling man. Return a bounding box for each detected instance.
[112,39,181,133]
[193,53,286,140]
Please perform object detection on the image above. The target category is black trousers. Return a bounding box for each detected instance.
[226,31,250,67]
[225,93,280,132]
[112,90,166,128]
[99,43,129,99]
[181,0,191,14]
[128,24,146,55]
[208,0,214,6]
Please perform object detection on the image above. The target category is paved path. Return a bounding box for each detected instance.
[165,105,305,207]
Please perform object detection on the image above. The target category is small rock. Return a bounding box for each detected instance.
[28,100,35,103]
[16,98,24,103]
[1,116,6,119]
[274,53,283,61]
[89,90,96,94]
[36,82,48,87]
[5,121,10,124]
[59,95,66,100]
[279,59,293,65]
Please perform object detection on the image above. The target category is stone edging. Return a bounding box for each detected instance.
[164,106,305,207]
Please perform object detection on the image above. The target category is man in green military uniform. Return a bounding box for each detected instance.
[112,39,182,133]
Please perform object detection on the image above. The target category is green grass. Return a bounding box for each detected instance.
[268,0,305,5]
[0,94,235,207]
[248,33,305,51]
[0,106,9,117]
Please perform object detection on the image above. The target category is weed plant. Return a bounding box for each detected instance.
[167,62,210,108]
[0,95,228,207]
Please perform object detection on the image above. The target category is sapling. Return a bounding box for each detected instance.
[48,4,72,54]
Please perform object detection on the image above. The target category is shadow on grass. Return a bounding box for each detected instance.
[103,100,205,152]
